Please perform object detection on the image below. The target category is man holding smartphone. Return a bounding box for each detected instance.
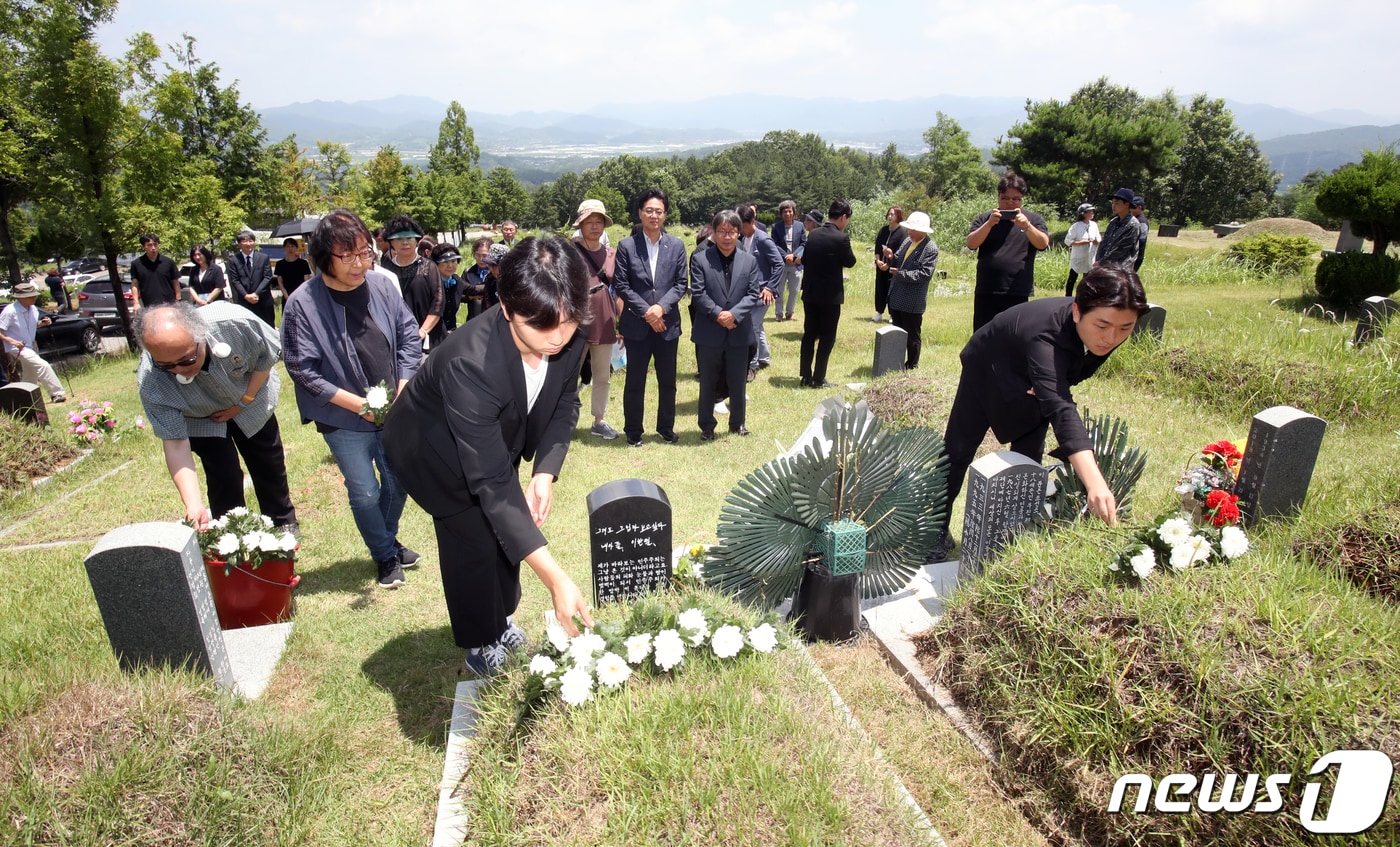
[965,172,1050,330]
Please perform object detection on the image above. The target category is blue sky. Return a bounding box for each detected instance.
[98,0,1400,121]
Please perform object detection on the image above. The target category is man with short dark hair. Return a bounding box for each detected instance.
[798,200,857,388]
[131,234,181,311]
[1131,196,1149,273]
[966,173,1050,330]
[274,238,311,303]
[227,230,276,326]
[738,204,784,379]
[613,188,688,446]
[771,200,806,322]
[499,220,519,249]
[1095,187,1141,270]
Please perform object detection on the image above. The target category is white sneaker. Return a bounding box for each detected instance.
[714,401,728,415]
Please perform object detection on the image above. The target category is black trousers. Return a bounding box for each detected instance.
[188,413,297,526]
[696,343,748,431]
[799,303,841,382]
[622,332,679,439]
[940,367,1049,531]
[1065,269,1081,298]
[433,504,522,649]
[972,290,1029,331]
[873,271,892,315]
[889,309,923,369]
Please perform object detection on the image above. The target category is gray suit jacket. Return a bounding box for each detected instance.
[689,243,762,349]
[613,231,689,342]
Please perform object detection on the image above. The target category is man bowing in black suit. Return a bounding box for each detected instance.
[691,209,763,439]
[613,188,689,447]
[799,199,858,388]
[228,230,276,327]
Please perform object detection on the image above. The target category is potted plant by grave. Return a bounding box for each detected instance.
[1045,410,1147,524]
[191,508,300,629]
[703,404,948,641]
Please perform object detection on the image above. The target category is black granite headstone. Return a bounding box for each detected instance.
[586,479,673,605]
[1132,304,1166,341]
[83,522,234,687]
[872,325,907,378]
[958,451,1049,578]
[1353,296,1397,347]
[1234,406,1327,527]
[0,381,47,425]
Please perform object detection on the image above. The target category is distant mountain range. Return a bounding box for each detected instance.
[256,94,1400,188]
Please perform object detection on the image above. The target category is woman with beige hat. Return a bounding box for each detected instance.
[571,199,622,440]
[885,211,939,370]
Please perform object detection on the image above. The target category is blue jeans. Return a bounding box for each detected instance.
[322,427,405,563]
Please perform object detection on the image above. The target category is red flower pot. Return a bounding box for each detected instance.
[204,558,300,630]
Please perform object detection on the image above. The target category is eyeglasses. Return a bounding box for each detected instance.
[639,206,667,217]
[333,247,375,265]
[154,343,201,371]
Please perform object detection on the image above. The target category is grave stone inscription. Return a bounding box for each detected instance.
[586,479,673,605]
[958,451,1048,578]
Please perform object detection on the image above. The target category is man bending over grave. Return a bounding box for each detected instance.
[134,301,298,534]
[933,265,1149,560]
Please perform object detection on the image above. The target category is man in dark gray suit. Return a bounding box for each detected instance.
[691,209,763,439]
[798,200,857,388]
[227,229,276,326]
[613,188,689,447]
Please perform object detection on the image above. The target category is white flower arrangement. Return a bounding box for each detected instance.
[359,380,395,426]
[519,596,785,714]
[189,509,298,574]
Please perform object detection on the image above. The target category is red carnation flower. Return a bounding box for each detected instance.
[1204,489,1230,509]
[1208,492,1242,527]
[1203,440,1243,463]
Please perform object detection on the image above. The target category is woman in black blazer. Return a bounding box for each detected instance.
[384,237,595,676]
[937,265,1149,553]
[187,246,225,306]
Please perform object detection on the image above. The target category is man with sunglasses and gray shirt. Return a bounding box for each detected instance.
[134,301,298,534]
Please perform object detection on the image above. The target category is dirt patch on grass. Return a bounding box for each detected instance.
[1293,501,1400,602]
[0,414,82,490]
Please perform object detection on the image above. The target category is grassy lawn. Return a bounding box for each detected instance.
[2,222,1395,845]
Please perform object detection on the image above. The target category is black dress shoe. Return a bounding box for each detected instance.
[809,379,837,389]
[627,436,643,447]
[700,429,716,441]
[799,376,813,388]
[746,368,756,383]
[660,431,680,444]
[729,425,751,436]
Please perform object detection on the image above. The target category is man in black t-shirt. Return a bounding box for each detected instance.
[965,173,1050,331]
[130,234,181,310]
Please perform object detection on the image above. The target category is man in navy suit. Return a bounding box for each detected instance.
[799,200,857,388]
[738,204,785,380]
[770,200,806,321]
[227,230,276,327]
[691,209,763,439]
[613,188,689,447]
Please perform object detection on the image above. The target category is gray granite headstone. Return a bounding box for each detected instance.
[1353,296,1397,347]
[1233,406,1327,527]
[0,381,47,425]
[586,478,672,605]
[958,451,1049,579]
[1132,303,1166,341]
[1335,221,1365,253]
[872,325,907,378]
[83,522,234,687]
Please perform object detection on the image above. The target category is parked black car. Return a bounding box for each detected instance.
[35,309,102,357]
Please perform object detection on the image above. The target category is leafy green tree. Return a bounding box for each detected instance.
[1275,169,1340,229]
[913,113,994,200]
[264,135,318,221]
[427,101,483,235]
[1315,144,1400,255]
[995,78,1183,216]
[25,0,145,347]
[360,145,412,228]
[0,13,42,286]
[1158,95,1276,226]
[875,143,911,193]
[483,166,531,225]
[311,140,356,209]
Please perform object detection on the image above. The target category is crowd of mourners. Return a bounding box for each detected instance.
[119,175,1151,676]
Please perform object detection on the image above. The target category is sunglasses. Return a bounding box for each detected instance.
[154,343,202,371]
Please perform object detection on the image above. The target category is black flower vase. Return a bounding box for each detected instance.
[789,560,861,643]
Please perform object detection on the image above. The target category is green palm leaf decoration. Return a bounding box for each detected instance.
[1046,410,1147,523]
[705,404,949,608]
